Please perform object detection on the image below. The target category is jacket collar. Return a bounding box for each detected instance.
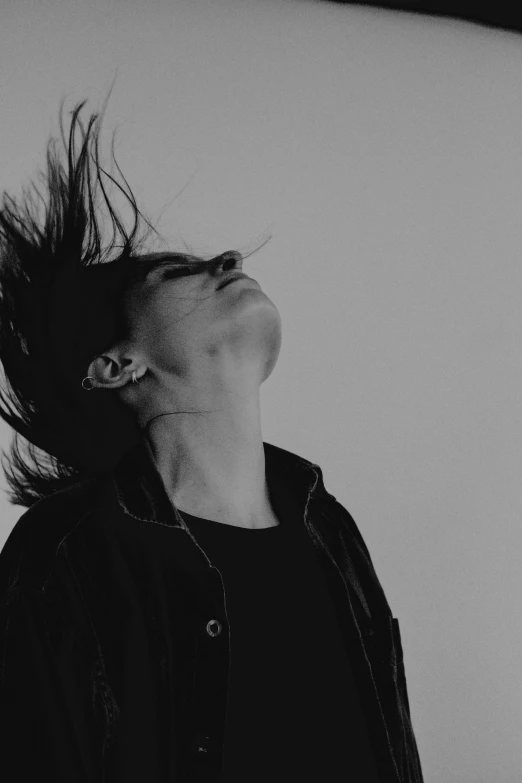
[112,436,329,526]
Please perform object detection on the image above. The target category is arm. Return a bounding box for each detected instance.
[0,585,101,782]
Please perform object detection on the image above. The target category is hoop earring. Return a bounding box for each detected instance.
[81,376,95,391]
[81,372,141,390]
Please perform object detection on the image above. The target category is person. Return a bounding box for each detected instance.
[0,96,424,782]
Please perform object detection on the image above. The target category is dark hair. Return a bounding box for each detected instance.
[0,94,271,508]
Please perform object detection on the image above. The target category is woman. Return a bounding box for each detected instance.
[0,97,424,782]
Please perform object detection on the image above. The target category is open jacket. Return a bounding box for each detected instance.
[0,438,424,782]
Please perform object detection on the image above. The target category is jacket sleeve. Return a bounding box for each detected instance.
[0,583,101,783]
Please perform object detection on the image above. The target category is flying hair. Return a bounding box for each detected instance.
[0,92,271,508]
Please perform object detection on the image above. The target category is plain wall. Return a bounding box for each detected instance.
[1,1,521,780]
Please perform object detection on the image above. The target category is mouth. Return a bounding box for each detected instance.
[217,273,256,290]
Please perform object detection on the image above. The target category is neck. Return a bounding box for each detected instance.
[143,389,276,528]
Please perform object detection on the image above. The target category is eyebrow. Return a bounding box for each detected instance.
[132,254,194,282]
[129,249,238,285]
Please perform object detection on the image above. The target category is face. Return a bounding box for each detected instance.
[121,251,282,386]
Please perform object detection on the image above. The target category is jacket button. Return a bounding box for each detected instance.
[190,734,211,755]
[206,619,222,637]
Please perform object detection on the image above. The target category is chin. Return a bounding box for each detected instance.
[262,320,282,382]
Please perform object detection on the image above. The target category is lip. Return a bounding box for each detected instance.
[217,273,257,289]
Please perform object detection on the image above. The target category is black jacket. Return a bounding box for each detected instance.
[0,438,424,782]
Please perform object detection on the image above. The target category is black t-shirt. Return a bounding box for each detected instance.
[180,481,381,782]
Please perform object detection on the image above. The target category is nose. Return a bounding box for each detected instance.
[213,250,243,279]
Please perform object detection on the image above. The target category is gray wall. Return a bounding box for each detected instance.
[1,1,521,780]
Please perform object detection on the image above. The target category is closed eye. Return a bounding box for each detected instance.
[161,266,198,279]
[162,268,188,278]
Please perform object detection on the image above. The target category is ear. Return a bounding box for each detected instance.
[85,351,136,390]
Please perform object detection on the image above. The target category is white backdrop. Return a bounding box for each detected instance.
[1,1,521,780]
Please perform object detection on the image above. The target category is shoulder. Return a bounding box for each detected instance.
[0,475,103,597]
